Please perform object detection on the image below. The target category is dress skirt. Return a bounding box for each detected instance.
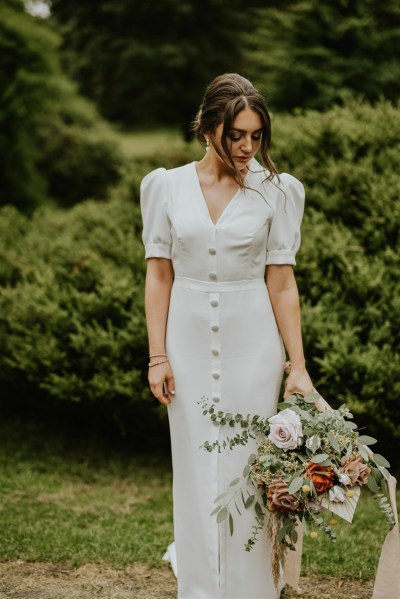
[166,276,285,599]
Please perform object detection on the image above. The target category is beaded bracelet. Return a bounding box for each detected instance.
[148,358,169,368]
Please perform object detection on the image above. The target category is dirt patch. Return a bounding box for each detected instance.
[0,561,374,599]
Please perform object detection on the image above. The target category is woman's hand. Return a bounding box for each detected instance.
[284,366,314,399]
[148,361,175,405]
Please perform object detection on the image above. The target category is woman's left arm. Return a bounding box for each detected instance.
[266,264,313,398]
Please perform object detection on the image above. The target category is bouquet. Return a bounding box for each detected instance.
[198,388,396,587]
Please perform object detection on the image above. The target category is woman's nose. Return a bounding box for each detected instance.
[241,136,252,153]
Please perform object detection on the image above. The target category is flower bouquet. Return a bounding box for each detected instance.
[198,386,396,587]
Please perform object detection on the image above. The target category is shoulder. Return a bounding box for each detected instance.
[276,172,305,196]
[141,162,193,191]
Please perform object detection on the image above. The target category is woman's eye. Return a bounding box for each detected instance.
[229,135,241,142]
[252,135,262,141]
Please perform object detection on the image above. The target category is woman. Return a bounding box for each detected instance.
[140,73,313,599]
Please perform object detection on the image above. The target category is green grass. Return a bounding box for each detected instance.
[0,417,397,579]
[117,128,197,159]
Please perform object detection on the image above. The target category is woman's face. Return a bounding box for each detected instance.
[213,106,263,171]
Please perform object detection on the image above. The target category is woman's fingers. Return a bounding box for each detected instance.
[283,369,313,399]
[149,364,175,405]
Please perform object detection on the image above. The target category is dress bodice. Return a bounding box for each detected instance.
[140,159,305,281]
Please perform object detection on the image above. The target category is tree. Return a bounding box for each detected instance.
[50,0,255,137]
[0,0,122,211]
[243,0,400,112]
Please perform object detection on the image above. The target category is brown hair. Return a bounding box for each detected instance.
[193,73,279,188]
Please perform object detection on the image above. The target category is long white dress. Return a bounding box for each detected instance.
[140,159,305,599]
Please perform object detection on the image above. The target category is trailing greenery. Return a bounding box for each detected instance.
[0,417,396,578]
[0,99,399,465]
[0,0,123,212]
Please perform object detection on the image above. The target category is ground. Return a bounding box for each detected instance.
[0,561,374,599]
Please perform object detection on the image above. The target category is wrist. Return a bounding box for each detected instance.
[288,359,306,371]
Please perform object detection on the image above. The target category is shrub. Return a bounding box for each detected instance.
[0,99,398,463]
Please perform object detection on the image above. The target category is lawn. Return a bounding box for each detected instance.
[0,416,397,581]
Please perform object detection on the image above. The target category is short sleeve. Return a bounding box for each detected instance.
[140,167,172,259]
[266,173,305,266]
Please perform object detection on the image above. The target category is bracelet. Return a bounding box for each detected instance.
[149,353,168,359]
[148,358,169,368]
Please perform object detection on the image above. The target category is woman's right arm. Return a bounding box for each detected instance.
[145,257,175,405]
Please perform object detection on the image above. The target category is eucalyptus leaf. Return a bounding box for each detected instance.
[229,512,234,536]
[217,507,228,523]
[288,476,304,495]
[357,435,378,446]
[243,465,250,477]
[255,501,264,518]
[245,495,255,509]
[230,477,241,487]
[357,443,370,462]
[248,453,256,465]
[310,453,329,464]
[367,475,380,494]
[373,454,391,468]
[210,505,223,516]
[326,433,341,453]
[214,492,228,503]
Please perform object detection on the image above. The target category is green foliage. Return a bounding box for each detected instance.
[0,197,164,436]
[244,0,400,112]
[50,0,258,134]
[0,0,123,211]
[0,99,399,463]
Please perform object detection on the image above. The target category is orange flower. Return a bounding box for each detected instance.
[306,462,335,494]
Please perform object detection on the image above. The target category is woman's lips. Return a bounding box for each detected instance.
[235,156,251,162]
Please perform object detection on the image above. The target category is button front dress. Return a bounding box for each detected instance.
[140,159,305,599]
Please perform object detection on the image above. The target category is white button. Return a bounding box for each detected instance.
[208,247,217,255]
[212,372,220,380]
[211,325,219,332]
[212,396,220,403]
[211,349,219,356]
[210,299,219,307]
[209,272,217,280]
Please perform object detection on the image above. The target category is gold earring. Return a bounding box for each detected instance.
[205,138,209,151]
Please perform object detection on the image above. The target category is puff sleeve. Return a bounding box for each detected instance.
[140,167,172,259]
[265,173,305,266]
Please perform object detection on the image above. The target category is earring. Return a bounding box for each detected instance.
[205,138,209,151]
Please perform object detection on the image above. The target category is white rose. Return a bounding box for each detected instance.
[268,408,303,451]
[328,485,346,503]
[306,435,321,451]
[337,472,351,485]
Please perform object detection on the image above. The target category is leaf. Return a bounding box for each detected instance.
[230,477,241,487]
[380,467,391,482]
[357,443,370,462]
[310,453,330,464]
[357,435,378,446]
[346,443,353,458]
[367,476,380,494]
[245,495,255,509]
[248,453,256,465]
[278,402,296,410]
[214,492,228,503]
[291,529,298,544]
[255,501,264,518]
[288,476,304,495]
[210,505,223,516]
[243,465,250,477]
[346,421,358,430]
[229,512,234,536]
[217,507,228,523]
[326,433,341,453]
[277,525,288,542]
[372,454,391,468]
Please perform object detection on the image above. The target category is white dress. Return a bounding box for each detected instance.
[140,159,305,599]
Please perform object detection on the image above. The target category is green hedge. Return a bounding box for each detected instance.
[0,99,399,463]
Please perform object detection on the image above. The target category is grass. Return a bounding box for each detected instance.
[117,128,197,159]
[0,416,397,580]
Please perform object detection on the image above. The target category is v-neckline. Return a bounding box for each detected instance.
[192,161,242,227]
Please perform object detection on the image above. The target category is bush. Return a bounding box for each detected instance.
[0,0,123,212]
[0,98,398,464]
